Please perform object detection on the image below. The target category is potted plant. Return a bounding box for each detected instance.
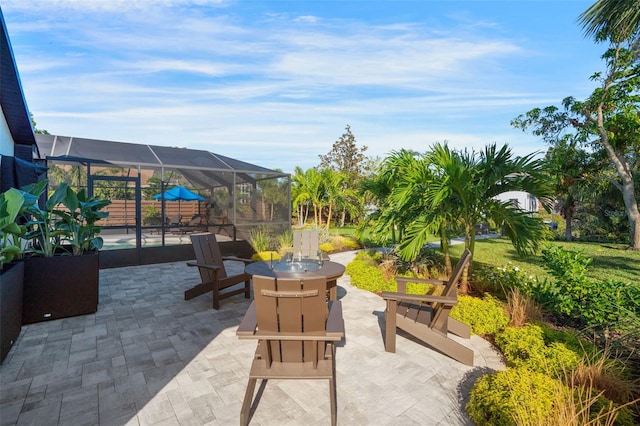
[0,182,44,361]
[21,182,110,324]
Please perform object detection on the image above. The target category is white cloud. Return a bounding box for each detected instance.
[3,1,596,173]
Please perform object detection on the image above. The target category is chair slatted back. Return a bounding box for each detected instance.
[431,249,471,332]
[190,233,228,282]
[168,215,181,225]
[293,230,320,259]
[253,275,328,365]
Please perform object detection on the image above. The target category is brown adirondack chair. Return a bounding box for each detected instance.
[185,233,252,309]
[237,275,345,426]
[381,249,474,366]
[292,229,320,259]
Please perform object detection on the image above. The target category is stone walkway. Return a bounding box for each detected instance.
[0,250,504,425]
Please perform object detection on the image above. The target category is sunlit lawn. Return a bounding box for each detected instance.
[448,237,640,284]
[334,226,639,284]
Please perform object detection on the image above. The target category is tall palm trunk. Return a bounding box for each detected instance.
[439,223,452,275]
[459,224,477,295]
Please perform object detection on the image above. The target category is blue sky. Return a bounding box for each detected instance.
[2,0,605,174]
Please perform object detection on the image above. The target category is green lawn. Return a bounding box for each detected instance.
[333,225,639,284]
[447,237,640,284]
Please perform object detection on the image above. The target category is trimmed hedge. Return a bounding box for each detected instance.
[450,294,510,336]
[467,367,559,426]
[495,324,580,377]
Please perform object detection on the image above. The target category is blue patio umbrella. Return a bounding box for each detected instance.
[154,186,205,216]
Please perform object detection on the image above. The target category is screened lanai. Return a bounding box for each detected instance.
[34,134,290,265]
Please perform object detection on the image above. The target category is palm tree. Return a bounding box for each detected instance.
[292,167,309,226]
[291,167,326,226]
[321,169,346,231]
[359,150,421,246]
[579,0,640,42]
[395,143,553,293]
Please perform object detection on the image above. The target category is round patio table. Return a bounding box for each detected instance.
[245,260,345,301]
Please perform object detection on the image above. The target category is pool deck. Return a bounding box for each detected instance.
[0,250,504,425]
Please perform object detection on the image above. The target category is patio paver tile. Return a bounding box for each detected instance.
[0,249,504,425]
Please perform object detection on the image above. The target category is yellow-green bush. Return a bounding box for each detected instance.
[325,234,360,252]
[346,251,442,294]
[495,324,580,377]
[450,294,510,336]
[345,255,395,293]
[251,251,281,262]
[537,323,599,359]
[319,242,334,253]
[467,367,560,426]
[468,367,637,426]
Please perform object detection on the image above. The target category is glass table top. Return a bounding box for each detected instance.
[271,258,323,272]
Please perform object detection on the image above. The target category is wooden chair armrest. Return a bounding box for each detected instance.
[381,291,458,305]
[237,302,257,337]
[326,301,345,339]
[222,256,253,264]
[187,262,222,271]
[395,276,447,286]
[253,331,343,341]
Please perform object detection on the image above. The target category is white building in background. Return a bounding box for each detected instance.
[495,191,539,213]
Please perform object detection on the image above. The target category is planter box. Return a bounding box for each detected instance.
[23,251,99,325]
[1,261,24,362]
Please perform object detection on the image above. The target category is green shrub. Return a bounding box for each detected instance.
[319,242,334,253]
[450,294,509,336]
[537,323,598,358]
[523,246,640,331]
[588,391,637,426]
[248,226,272,252]
[387,246,446,277]
[343,237,360,250]
[467,367,560,426]
[142,205,162,226]
[345,254,396,293]
[346,250,445,294]
[351,250,378,265]
[276,229,293,253]
[472,262,539,296]
[495,324,579,377]
[467,367,636,426]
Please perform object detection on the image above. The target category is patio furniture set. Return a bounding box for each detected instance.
[182,230,473,425]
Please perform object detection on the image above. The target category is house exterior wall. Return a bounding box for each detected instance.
[495,191,538,213]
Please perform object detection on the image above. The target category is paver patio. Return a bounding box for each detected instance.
[0,250,504,425]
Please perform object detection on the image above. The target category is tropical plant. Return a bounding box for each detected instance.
[374,143,552,292]
[248,226,272,252]
[54,184,110,255]
[322,170,346,231]
[23,182,110,256]
[0,181,46,268]
[529,246,640,330]
[142,205,162,226]
[319,124,373,225]
[292,167,325,226]
[359,150,432,255]
[579,0,640,42]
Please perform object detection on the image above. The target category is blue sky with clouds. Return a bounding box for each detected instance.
[2,0,605,173]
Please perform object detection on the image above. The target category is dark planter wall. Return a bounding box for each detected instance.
[1,261,24,362]
[99,240,256,269]
[22,252,99,325]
